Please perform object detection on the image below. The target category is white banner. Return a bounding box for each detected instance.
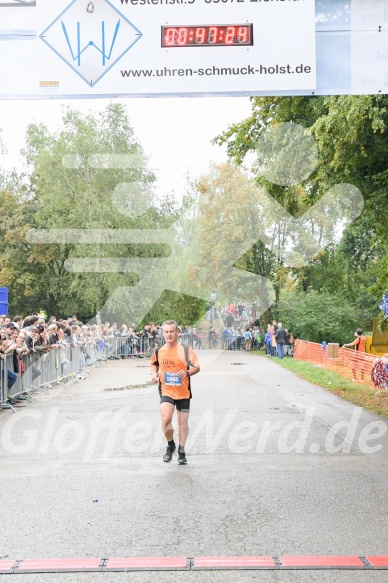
[3,0,388,98]
[36,0,316,95]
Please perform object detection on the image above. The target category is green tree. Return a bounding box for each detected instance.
[22,103,157,319]
[214,95,388,324]
[192,163,276,316]
[0,104,206,325]
[277,288,365,345]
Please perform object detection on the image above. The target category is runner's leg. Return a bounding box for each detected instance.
[160,401,175,442]
[176,409,190,447]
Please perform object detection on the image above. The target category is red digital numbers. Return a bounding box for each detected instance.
[162,25,253,47]
[237,26,249,44]
[196,27,206,45]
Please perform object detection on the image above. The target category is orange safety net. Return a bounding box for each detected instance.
[294,339,377,386]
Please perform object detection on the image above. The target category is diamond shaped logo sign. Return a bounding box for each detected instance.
[40,0,142,87]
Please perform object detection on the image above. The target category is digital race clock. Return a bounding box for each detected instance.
[161,24,253,48]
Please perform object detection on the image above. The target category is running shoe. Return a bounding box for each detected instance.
[163,442,176,463]
[177,451,187,465]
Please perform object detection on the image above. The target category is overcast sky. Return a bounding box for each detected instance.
[0,96,252,197]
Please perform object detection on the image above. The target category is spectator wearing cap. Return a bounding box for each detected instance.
[6,321,19,333]
[6,324,19,348]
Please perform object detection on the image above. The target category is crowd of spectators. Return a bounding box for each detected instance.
[0,313,174,404]
[264,321,294,359]
[205,300,294,357]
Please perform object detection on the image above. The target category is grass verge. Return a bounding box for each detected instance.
[253,351,388,417]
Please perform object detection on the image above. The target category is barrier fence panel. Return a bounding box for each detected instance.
[85,345,100,367]
[21,353,33,395]
[20,353,46,396]
[58,345,71,379]
[69,345,81,376]
[101,334,224,354]
[294,339,377,387]
[106,336,163,359]
[0,355,14,411]
[8,354,32,403]
[41,352,51,386]
[0,340,119,413]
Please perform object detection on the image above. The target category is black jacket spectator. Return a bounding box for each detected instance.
[275,326,286,344]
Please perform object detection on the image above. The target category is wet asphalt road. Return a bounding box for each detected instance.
[1,349,388,583]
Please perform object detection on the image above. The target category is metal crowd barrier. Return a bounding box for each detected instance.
[0,330,225,413]
[68,345,81,376]
[114,332,213,355]
[106,335,163,359]
[97,333,216,360]
[0,356,12,411]
[180,333,208,349]
[83,344,102,367]
[0,343,106,413]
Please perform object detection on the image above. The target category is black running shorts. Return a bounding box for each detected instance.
[160,395,190,412]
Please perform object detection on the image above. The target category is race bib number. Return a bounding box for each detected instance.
[164,372,182,386]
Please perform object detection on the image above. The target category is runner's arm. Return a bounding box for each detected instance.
[186,364,200,378]
[151,363,159,384]
[150,351,160,384]
[186,347,200,377]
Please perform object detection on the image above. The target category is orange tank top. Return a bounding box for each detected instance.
[356,335,366,352]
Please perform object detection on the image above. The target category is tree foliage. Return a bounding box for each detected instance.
[1,96,388,335]
[0,104,201,323]
[212,95,388,336]
[276,289,365,345]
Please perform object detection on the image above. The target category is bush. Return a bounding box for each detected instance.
[276,289,366,345]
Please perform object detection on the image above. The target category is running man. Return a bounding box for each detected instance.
[151,320,200,465]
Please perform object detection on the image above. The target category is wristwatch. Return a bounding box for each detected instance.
[186,370,190,377]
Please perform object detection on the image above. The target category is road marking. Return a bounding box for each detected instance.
[2,556,388,573]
